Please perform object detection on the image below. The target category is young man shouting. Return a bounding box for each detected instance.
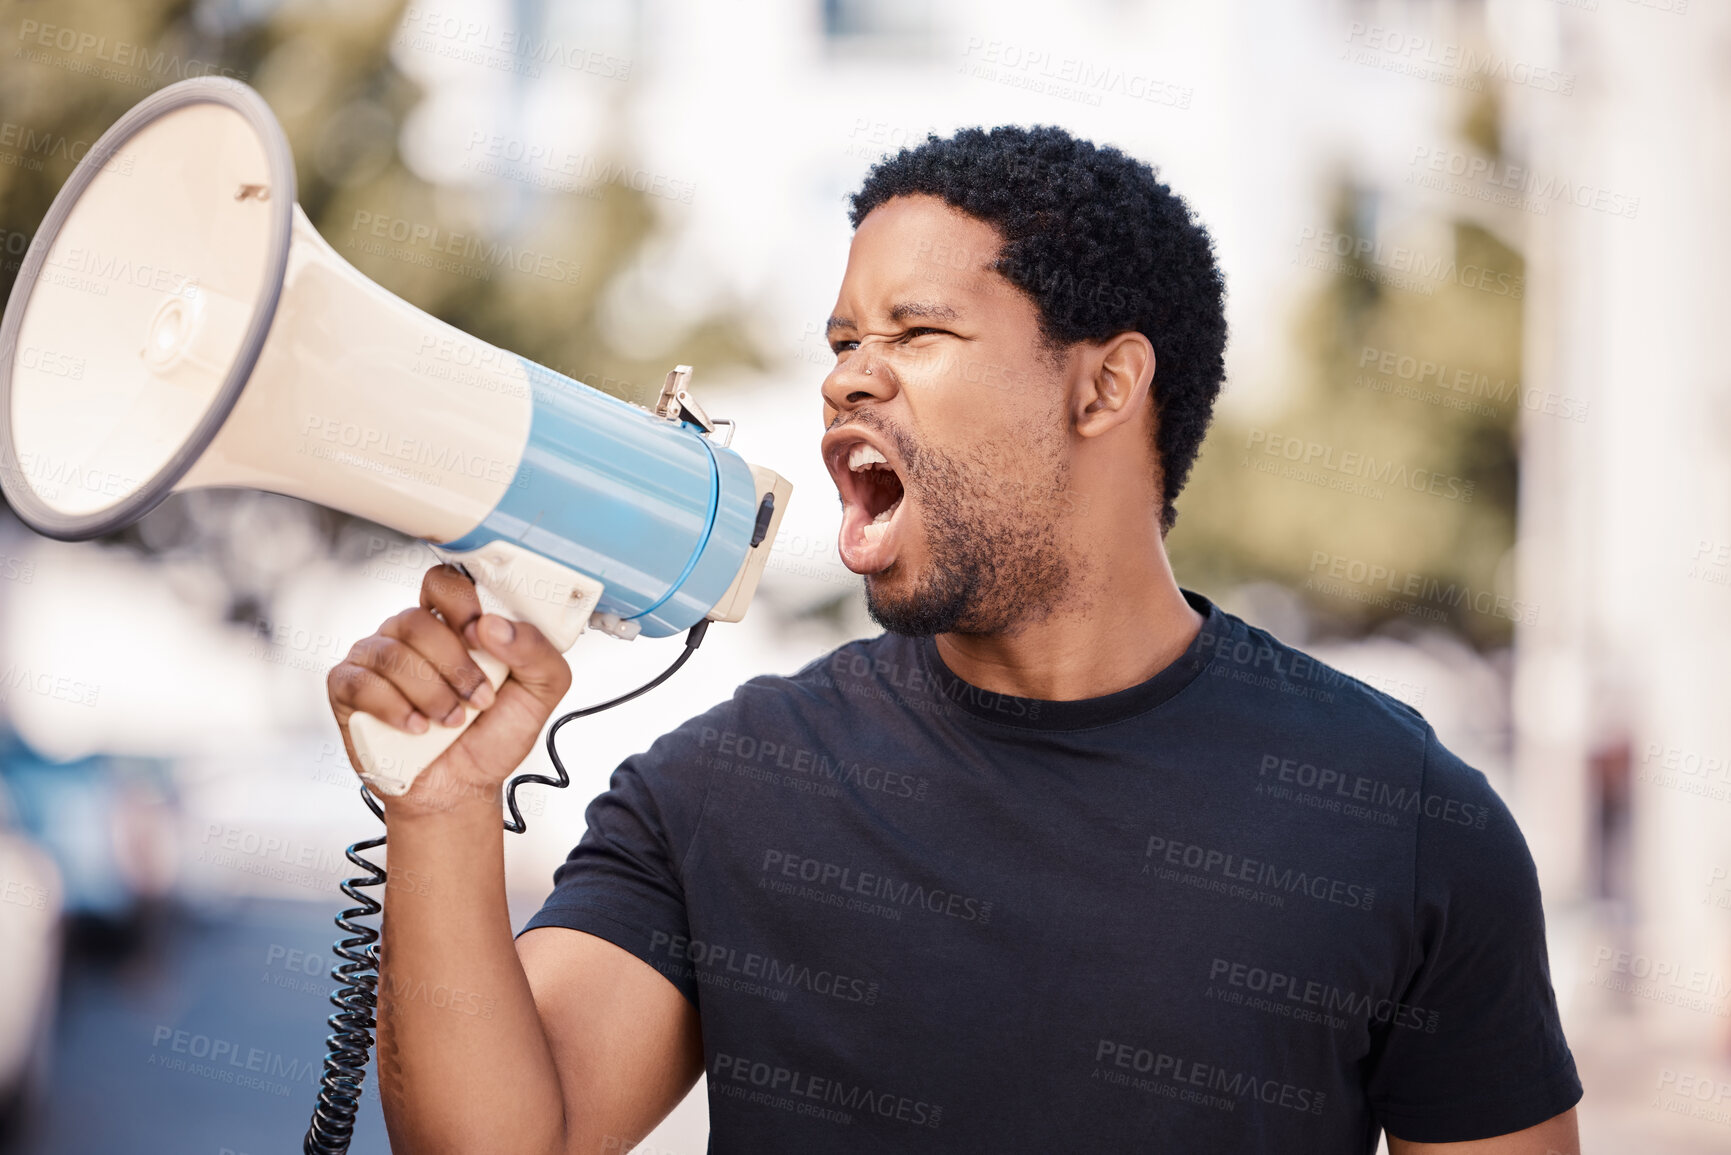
[329,125,1583,1153]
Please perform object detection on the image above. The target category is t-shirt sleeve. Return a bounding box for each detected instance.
[1366,728,1583,1143]
[514,698,728,1008]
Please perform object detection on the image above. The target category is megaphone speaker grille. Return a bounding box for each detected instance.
[0,77,294,540]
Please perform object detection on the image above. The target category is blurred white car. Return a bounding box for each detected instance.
[0,732,177,955]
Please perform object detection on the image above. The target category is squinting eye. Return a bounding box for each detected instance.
[831,340,859,354]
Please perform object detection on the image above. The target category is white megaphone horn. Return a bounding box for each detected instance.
[0,77,792,797]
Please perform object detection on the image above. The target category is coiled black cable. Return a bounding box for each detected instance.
[303,787,385,1155]
[302,619,710,1154]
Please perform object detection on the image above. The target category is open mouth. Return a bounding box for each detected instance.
[849,444,905,542]
[826,434,911,574]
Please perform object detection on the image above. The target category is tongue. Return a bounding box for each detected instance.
[839,491,902,574]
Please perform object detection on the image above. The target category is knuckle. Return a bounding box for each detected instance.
[366,633,403,668]
[389,608,439,650]
[326,663,356,699]
[350,634,388,670]
[382,607,427,638]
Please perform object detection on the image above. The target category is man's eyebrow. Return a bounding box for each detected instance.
[825,302,961,337]
[888,301,961,324]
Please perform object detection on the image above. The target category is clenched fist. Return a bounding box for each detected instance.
[327,563,574,817]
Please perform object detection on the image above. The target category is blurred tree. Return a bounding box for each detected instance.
[1170,86,1525,650]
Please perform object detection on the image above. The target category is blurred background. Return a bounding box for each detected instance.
[0,0,1721,1150]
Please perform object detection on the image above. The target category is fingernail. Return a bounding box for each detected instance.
[441,704,466,727]
[468,681,495,710]
[485,615,514,644]
[463,619,480,647]
[406,711,429,734]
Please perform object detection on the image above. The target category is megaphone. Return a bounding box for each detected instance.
[0,77,792,797]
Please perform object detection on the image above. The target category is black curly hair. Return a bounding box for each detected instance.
[848,125,1228,533]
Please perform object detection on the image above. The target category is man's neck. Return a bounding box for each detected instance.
[931,534,1204,703]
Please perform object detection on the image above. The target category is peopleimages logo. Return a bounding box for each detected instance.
[648,930,881,1006]
[1407,145,1640,219]
[1143,834,1376,911]
[148,1025,319,1096]
[760,850,993,924]
[1294,227,1524,298]
[1355,345,1589,423]
[1092,1039,1327,1115]
[1244,428,1475,504]
[1303,550,1540,628]
[710,1052,943,1129]
[1256,753,1491,830]
[348,211,582,284]
[698,726,929,801]
[1207,957,1440,1033]
[1342,22,1575,95]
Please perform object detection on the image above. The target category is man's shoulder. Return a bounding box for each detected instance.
[1201,608,1433,748]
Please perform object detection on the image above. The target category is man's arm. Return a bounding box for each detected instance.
[517,927,704,1153]
[1388,1100,1579,1153]
[329,564,701,1154]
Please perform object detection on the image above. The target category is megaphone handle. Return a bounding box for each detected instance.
[346,644,511,797]
[344,540,608,797]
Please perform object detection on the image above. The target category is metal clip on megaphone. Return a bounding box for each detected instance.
[0,76,793,799]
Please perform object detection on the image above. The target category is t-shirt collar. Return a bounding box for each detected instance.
[911,588,1236,731]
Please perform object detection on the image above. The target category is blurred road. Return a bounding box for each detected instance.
[19,899,392,1155]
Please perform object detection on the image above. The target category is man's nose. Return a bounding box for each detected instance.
[820,343,896,416]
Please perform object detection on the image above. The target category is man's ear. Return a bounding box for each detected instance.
[1074,331,1155,439]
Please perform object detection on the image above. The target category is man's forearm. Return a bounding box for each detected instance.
[373,791,567,1154]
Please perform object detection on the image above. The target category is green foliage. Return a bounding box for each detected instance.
[1170,176,1525,650]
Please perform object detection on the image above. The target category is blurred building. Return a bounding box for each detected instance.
[1498,0,1731,1065]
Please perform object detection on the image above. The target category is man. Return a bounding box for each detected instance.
[328,126,1583,1153]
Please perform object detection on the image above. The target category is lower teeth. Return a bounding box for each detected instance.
[859,498,900,546]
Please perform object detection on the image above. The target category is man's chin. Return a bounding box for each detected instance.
[864,570,972,638]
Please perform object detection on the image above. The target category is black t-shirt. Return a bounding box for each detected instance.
[520,590,1582,1152]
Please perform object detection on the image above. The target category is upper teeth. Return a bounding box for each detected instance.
[847,444,889,472]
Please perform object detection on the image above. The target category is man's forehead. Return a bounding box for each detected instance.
[861,202,999,270]
[828,198,1010,332]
